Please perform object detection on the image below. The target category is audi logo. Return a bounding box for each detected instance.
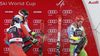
[47,10,58,14]
[47,38,57,42]
[33,29,40,32]
[62,10,72,14]
[47,29,57,33]
[4,19,12,23]
[33,19,41,23]
[4,47,9,51]
[33,48,39,52]
[62,39,69,42]
[63,19,73,23]
[62,29,68,35]
[62,29,67,33]
[47,48,57,52]
[47,19,57,23]
[4,29,7,32]
[62,48,70,52]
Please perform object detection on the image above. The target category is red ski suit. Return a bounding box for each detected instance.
[5,23,31,56]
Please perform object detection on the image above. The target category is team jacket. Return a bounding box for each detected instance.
[68,23,87,45]
[5,23,31,44]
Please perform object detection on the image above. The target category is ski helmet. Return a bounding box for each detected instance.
[75,15,84,23]
[19,9,29,19]
[13,15,23,23]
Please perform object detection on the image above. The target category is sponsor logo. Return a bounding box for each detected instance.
[56,0,65,7]
[47,38,57,43]
[4,47,9,51]
[33,19,41,23]
[32,48,39,54]
[32,48,39,52]
[47,29,57,33]
[47,10,58,16]
[4,29,7,32]
[62,38,70,42]
[33,29,40,32]
[5,11,13,13]
[47,10,72,16]
[63,19,73,23]
[47,48,57,52]
[62,29,67,33]
[62,10,72,16]
[4,28,7,34]
[47,19,57,23]
[88,0,99,4]
[62,48,70,52]
[62,29,67,35]
[33,11,42,13]
[4,19,12,25]
[4,19,12,23]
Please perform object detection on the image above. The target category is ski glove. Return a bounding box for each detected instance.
[32,38,38,45]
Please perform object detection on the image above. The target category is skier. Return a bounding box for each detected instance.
[68,15,88,56]
[5,15,38,56]
[18,9,45,55]
[18,9,39,44]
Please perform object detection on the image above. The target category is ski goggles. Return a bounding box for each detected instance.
[24,15,28,18]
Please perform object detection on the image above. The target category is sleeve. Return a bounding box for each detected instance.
[82,27,86,36]
[82,27,88,45]
[5,31,8,41]
[68,26,74,37]
[24,22,31,32]
[5,31,10,46]
[24,22,35,36]
[20,24,31,37]
[29,31,35,36]
[68,25,80,41]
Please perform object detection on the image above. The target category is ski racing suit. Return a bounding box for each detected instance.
[22,21,38,43]
[23,21,44,55]
[5,23,31,56]
[68,23,87,56]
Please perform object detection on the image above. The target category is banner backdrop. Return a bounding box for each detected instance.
[0,0,99,56]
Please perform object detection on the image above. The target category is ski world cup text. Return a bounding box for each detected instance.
[0,1,36,6]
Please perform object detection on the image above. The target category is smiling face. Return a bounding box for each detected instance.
[77,20,83,27]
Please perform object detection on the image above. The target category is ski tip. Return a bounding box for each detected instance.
[58,14,61,17]
[58,14,62,18]
[41,20,44,23]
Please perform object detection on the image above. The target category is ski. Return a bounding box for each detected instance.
[39,20,45,56]
[63,36,65,56]
[23,43,33,53]
[56,15,62,56]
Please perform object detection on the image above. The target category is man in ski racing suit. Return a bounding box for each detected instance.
[68,15,88,56]
[5,15,38,56]
[18,9,39,44]
[18,9,44,55]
